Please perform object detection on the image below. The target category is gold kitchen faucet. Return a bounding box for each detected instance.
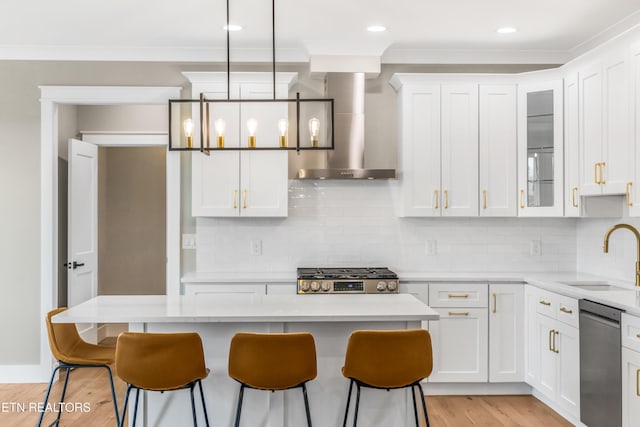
[603,223,640,286]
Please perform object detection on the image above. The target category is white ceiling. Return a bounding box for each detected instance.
[2,0,640,63]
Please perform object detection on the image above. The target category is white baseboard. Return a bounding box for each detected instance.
[424,382,532,395]
[0,364,50,383]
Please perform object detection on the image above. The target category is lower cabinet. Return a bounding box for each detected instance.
[489,284,524,382]
[622,347,640,427]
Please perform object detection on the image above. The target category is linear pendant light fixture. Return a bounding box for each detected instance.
[168,0,334,154]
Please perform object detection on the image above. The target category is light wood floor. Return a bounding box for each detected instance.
[0,367,573,427]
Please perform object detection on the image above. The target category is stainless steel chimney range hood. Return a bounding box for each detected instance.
[296,73,396,180]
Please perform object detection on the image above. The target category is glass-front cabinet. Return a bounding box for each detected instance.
[517,80,564,216]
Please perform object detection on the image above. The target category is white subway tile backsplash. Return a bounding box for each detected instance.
[195,181,577,274]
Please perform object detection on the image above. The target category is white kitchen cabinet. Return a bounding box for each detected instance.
[579,50,633,196]
[190,73,293,217]
[517,80,564,216]
[441,85,479,217]
[479,85,517,216]
[564,73,581,216]
[488,283,524,382]
[622,347,640,427]
[630,42,640,215]
[524,285,540,387]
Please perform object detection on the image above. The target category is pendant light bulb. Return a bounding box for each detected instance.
[309,117,320,147]
[183,118,194,148]
[214,118,225,148]
[278,118,288,147]
[247,118,258,148]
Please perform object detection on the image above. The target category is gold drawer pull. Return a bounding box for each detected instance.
[637,369,640,397]
[599,162,606,184]
[242,189,247,209]
[626,182,633,207]
[560,307,573,314]
[444,189,449,209]
[539,300,551,306]
[448,293,469,298]
[233,189,238,209]
[571,187,578,208]
[449,311,469,316]
[434,189,439,209]
[553,330,560,353]
[548,329,553,351]
[520,189,525,209]
[594,162,599,184]
[492,293,497,314]
[482,189,487,210]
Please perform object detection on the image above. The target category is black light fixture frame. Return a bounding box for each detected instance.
[168,0,335,153]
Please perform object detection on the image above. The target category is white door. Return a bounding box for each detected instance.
[240,151,288,217]
[489,284,524,382]
[564,73,581,216]
[622,347,640,427]
[536,313,557,399]
[556,322,580,418]
[67,138,98,342]
[479,85,517,217]
[441,84,479,217]
[579,63,604,196]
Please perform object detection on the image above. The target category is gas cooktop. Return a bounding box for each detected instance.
[297,267,398,294]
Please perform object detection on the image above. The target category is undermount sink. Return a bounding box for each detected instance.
[559,281,628,291]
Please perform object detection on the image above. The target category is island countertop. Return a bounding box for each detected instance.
[52,294,440,324]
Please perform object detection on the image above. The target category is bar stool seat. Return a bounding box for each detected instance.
[341,329,433,427]
[115,332,210,427]
[38,307,119,427]
[228,332,317,427]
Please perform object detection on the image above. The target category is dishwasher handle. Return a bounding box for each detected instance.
[580,310,621,329]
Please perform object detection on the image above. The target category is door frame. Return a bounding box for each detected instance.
[36,85,182,381]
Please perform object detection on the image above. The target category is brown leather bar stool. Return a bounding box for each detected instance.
[342,329,433,427]
[115,332,210,427]
[228,332,317,427]
[39,307,119,427]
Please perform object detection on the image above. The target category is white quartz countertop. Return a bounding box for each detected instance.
[52,294,440,324]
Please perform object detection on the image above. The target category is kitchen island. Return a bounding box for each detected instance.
[53,293,439,427]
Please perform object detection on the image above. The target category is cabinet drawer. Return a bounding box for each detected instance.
[535,289,557,317]
[622,313,640,352]
[429,283,488,308]
[556,295,579,328]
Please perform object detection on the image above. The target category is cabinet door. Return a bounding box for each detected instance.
[564,73,581,216]
[622,347,640,427]
[397,85,441,216]
[441,85,479,217]
[489,284,524,382]
[479,85,517,217]
[240,151,288,217]
[429,307,488,382]
[556,322,580,418]
[192,151,240,217]
[602,50,632,195]
[399,282,429,329]
[517,80,564,216]
[536,313,557,400]
[579,63,604,196]
[524,286,540,387]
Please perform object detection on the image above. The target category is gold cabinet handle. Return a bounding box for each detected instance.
[539,300,551,306]
[448,311,470,316]
[233,189,238,209]
[482,189,487,210]
[627,182,633,207]
[571,187,579,208]
[560,306,573,314]
[448,293,469,298]
[444,189,449,209]
[520,189,525,209]
[242,189,247,209]
[434,189,439,209]
[553,330,559,353]
[548,329,553,351]
[492,292,497,314]
[636,368,640,397]
[599,162,606,184]
[594,162,599,184]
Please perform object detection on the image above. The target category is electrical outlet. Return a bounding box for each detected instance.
[250,240,263,256]
[182,234,197,249]
[425,240,437,256]
[530,240,542,256]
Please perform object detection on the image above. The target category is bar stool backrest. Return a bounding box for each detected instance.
[46,307,84,362]
[228,332,317,390]
[343,329,433,388]
[116,332,208,391]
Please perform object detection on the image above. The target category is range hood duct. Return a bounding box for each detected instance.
[297,73,396,180]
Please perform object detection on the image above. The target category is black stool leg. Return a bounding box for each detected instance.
[302,383,312,427]
[197,380,211,427]
[411,385,419,427]
[37,365,62,427]
[353,383,361,427]
[233,384,245,427]
[53,366,72,425]
[190,383,198,427]
[118,384,134,427]
[102,365,120,422]
[417,382,430,427]
[342,379,354,427]
[131,387,141,427]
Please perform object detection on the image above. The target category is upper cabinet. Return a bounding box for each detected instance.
[517,80,564,217]
[189,73,295,217]
[630,42,640,215]
[579,50,633,196]
[564,73,581,217]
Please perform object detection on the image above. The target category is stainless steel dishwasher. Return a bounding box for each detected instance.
[579,299,623,427]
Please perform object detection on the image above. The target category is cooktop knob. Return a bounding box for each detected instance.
[321,281,331,292]
[387,281,397,291]
[299,281,310,292]
[376,281,387,291]
[310,281,321,292]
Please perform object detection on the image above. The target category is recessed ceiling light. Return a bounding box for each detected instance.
[367,25,387,33]
[223,24,243,32]
[497,27,517,34]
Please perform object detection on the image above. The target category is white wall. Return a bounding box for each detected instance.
[196,181,577,273]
